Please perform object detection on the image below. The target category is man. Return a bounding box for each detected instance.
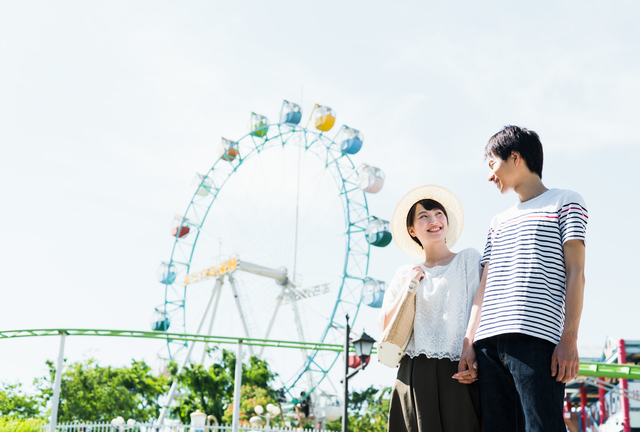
[453,125,587,432]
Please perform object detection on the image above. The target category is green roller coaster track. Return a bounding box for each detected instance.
[3,328,640,380]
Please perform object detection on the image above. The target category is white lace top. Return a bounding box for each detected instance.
[377,248,481,361]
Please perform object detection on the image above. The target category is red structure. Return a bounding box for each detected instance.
[580,383,587,432]
[619,339,631,432]
[598,380,606,426]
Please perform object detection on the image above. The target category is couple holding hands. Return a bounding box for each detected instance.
[377,125,588,432]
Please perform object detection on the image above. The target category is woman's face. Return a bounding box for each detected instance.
[408,203,449,247]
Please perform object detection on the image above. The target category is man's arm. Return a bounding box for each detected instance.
[551,239,586,383]
[452,263,489,384]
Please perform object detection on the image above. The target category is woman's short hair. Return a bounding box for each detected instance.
[406,199,448,248]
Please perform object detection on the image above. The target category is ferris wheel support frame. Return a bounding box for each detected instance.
[158,275,223,425]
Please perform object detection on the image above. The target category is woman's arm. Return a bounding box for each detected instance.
[452,262,489,383]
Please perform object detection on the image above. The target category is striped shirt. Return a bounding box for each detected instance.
[475,188,588,344]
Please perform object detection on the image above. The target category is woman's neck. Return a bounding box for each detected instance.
[422,242,455,268]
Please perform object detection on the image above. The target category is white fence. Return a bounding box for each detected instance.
[46,423,336,432]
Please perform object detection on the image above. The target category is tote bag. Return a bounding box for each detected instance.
[377,277,418,368]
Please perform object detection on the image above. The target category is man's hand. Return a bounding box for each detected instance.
[452,338,478,384]
[551,337,579,383]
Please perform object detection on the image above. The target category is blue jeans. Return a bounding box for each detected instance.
[474,333,566,432]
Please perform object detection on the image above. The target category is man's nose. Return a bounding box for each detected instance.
[488,171,495,182]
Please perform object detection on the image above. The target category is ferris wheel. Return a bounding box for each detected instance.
[152,100,392,402]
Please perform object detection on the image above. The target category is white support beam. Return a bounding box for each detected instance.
[200,278,224,364]
[236,260,287,284]
[259,287,285,358]
[227,273,254,357]
[232,340,243,432]
[49,331,67,432]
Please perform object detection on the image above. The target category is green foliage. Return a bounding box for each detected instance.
[221,385,281,426]
[325,386,391,432]
[36,359,168,422]
[169,348,278,424]
[0,418,46,432]
[0,383,42,419]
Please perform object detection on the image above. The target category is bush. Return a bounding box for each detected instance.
[0,418,46,432]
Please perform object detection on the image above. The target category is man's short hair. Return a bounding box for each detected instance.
[485,125,544,179]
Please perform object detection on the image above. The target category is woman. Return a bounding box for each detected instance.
[377,185,483,432]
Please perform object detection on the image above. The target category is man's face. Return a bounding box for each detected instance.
[487,152,517,194]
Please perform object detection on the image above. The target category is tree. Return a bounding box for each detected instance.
[324,386,391,432]
[36,359,168,422]
[0,382,42,418]
[221,385,281,426]
[168,348,278,425]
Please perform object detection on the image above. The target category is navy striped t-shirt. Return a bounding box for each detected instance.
[475,188,588,344]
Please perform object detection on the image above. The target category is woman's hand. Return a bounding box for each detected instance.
[408,266,425,284]
[452,337,478,384]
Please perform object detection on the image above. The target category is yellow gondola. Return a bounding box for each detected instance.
[307,104,336,132]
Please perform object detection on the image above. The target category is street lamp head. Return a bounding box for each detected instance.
[254,405,264,415]
[249,415,264,426]
[268,404,281,415]
[352,330,376,362]
[111,417,125,426]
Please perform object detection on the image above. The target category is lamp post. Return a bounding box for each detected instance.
[250,404,281,428]
[342,314,376,432]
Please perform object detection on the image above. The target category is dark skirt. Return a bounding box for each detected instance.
[388,355,484,432]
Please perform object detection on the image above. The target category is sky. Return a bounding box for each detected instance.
[1,0,639,399]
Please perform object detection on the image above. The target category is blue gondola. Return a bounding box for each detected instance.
[366,217,392,247]
[280,100,302,125]
[362,278,386,308]
[336,126,364,155]
[151,308,170,331]
[157,262,176,285]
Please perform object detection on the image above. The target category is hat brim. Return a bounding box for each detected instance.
[390,185,465,259]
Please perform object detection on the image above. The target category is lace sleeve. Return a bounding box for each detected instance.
[377,265,411,331]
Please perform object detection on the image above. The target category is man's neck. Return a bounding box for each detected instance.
[514,175,548,203]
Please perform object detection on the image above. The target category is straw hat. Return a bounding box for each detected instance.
[390,185,465,259]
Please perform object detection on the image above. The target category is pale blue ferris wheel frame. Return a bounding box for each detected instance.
[160,120,372,402]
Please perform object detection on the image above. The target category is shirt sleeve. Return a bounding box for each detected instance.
[558,191,588,245]
[377,265,411,332]
[480,227,494,267]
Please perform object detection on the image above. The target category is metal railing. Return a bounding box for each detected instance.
[45,423,337,432]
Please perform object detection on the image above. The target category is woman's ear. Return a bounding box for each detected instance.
[408,227,416,238]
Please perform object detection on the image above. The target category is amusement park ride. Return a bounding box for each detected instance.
[151,100,391,421]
